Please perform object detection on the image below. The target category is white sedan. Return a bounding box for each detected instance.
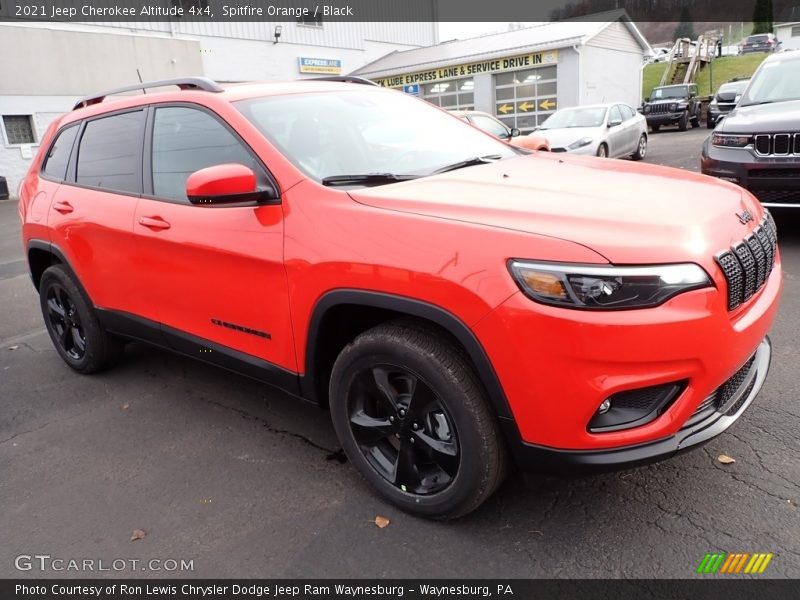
[532,103,649,159]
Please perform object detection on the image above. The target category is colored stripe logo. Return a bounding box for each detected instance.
[697,552,773,574]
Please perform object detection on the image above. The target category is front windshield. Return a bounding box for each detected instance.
[651,86,688,100]
[718,81,748,95]
[236,90,516,182]
[740,57,800,106]
[538,107,607,129]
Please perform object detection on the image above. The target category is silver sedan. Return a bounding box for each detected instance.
[530,103,649,160]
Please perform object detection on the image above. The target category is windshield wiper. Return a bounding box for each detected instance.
[321,173,419,187]
[432,154,504,175]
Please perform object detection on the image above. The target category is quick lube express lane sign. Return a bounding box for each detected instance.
[299,57,342,75]
[372,51,558,88]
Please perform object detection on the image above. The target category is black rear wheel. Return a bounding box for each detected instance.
[39,264,124,373]
[329,321,507,519]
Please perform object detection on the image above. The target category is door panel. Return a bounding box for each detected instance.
[132,104,295,371]
[48,110,144,312]
[606,105,627,156]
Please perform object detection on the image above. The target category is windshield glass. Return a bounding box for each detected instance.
[235,90,516,182]
[718,81,748,95]
[740,57,800,106]
[651,86,688,100]
[538,107,607,129]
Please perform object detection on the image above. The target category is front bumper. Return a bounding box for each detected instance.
[646,112,684,127]
[502,338,771,473]
[701,143,800,207]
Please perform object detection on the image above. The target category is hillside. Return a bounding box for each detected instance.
[642,53,767,99]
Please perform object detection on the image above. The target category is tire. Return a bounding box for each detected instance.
[632,134,647,161]
[39,264,124,374]
[707,117,715,129]
[691,116,700,128]
[596,143,608,158]
[651,124,660,133]
[329,321,507,519]
[679,112,689,131]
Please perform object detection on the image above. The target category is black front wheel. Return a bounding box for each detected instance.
[329,321,507,519]
[39,264,124,373]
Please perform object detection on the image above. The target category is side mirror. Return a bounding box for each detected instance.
[608,118,623,128]
[186,163,277,206]
[510,127,521,138]
[644,97,650,102]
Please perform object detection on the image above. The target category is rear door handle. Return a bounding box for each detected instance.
[138,216,171,230]
[52,201,74,214]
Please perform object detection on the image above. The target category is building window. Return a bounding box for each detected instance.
[298,13,323,27]
[422,78,475,110]
[493,66,557,133]
[792,25,800,37]
[3,115,36,145]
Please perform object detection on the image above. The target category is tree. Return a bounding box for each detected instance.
[752,0,774,34]
[674,6,695,40]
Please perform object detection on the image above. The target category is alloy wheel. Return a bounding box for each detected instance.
[45,283,86,360]
[347,364,460,495]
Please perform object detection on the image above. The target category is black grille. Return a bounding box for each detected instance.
[610,386,672,411]
[749,168,800,179]
[753,189,800,206]
[716,212,778,310]
[648,103,673,115]
[683,354,757,428]
[752,132,800,155]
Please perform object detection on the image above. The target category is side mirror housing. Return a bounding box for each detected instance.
[608,118,623,128]
[186,163,277,206]
[644,97,650,102]
[510,127,521,138]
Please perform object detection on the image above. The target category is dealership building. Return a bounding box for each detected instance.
[352,12,650,133]
[0,6,437,197]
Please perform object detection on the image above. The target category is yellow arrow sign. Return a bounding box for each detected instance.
[497,103,513,115]
[540,99,556,110]
[518,101,534,112]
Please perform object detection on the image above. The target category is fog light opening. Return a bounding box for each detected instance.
[597,399,612,415]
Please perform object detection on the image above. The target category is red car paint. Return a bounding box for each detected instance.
[20,81,781,463]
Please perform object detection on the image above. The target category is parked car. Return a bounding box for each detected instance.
[702,51,800,208]
[642,83,702,131]
[20,76,781,519]
[707,79,750,128]
[739,33,779,54]
[452,110,550,151]
[535,103,648,159]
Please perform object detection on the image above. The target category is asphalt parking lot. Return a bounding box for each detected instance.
[2,127,799,579]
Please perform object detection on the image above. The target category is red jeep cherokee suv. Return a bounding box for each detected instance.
[19,77,782,518]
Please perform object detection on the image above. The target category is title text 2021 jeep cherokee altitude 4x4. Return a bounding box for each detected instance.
[20,77,782,519]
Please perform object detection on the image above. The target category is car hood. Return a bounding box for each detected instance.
[718,99,800,133]
[534,126,603,149]
[348,153,758,264]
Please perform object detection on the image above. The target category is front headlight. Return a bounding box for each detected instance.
[643,105,651,114]
[567,137,593,150]
[669,102,678,111]
[710,100,718,108]
[508,261,712,310]
[712,133,752,148]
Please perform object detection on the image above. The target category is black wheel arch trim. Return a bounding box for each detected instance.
[302,289,516,424]
[27,240,91,300]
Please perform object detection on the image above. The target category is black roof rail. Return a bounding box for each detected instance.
[301,75,378,86]
[72,77,224,111]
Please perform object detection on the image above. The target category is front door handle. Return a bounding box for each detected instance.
[52,201,74,214]
[138,216,171,230]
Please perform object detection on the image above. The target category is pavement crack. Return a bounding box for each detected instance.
[201,398,345,461]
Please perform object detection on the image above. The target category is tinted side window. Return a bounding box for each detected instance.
[152,106,263,202]
[42,124,78,181]
[620,105,635,120]
[76,111,144,194]
[609,105,623,124]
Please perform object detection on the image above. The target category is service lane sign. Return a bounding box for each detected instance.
[403,84,420,96]
[299,57,342,75]
[372,51,558,88]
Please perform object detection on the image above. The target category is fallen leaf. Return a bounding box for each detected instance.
[717,454,736,465]
[130,528,147,541]
[374,515,390,528]
[8,345,19,351]
[122,403,130,411]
